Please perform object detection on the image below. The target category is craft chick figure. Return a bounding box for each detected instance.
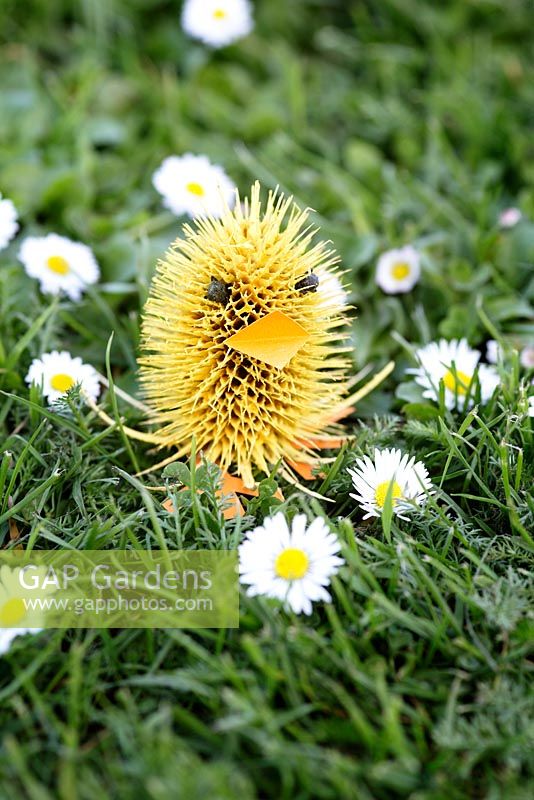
[88,183,392,515]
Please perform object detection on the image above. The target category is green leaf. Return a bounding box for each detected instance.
[401,402,440,421]
[162,462,191,485]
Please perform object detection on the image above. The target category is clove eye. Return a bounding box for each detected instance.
[206,277,231,306]
[295,273,319,294]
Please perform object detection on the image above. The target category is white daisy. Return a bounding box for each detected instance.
[529,396,534,418]
[18,233,100,301]
[486,339,502,365]
[375,245,421,294]
[0,194,19,250]
[315,269,349,310]
[239,512,344,615]
[407,338,500,410]
[498,207,522,229]
[25,350,101,404]
[152,153,236,219]
[0,565,52,655]
[182,0,253,48]
[348,448,433,520]
[520,346,534,370]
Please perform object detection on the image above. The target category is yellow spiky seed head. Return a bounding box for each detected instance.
[139,182,351,487]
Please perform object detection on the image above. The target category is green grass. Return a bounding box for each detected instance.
[1,1,534,797]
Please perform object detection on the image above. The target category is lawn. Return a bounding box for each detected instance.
[0,1,533,798]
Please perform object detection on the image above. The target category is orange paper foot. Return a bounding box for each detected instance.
[163,471,284,519]
[287,460,327,481]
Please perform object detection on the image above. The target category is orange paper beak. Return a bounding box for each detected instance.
[224,310,310,369]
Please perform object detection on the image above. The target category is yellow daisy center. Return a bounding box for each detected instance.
[213,8,227,19]
[275,548,309,581]
[186,182,206,197]
[47,255,70,275]
[391,262,410,281]
[375,480,403,508]
[50,373,76,393]
[0,597,27,626]
[442,368,471,395]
